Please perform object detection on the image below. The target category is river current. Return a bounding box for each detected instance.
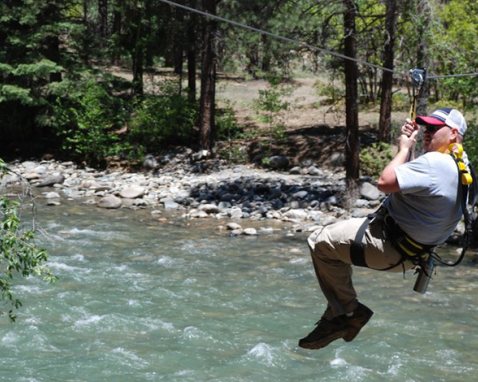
[1,202,478,381]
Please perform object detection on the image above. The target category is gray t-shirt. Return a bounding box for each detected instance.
[385,151,462,245]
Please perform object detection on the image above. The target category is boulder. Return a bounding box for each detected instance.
[119,185,145,199]
[97,195,122,209]
[360,182,381,201]
[267,155,290,170]
[36,173,65,187]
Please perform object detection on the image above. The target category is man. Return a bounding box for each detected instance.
[298,108,468,350]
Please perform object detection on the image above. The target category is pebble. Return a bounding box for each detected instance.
[3,150,387,234]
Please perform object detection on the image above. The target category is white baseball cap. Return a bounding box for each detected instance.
[415,107,467,136]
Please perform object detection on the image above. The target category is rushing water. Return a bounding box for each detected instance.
[1,202,478,382]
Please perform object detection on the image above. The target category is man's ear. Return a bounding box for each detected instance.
[450,127,459,142]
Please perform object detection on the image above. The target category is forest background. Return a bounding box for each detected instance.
[1,0,478,191]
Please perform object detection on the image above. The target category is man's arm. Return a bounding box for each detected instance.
[377,129,419,193]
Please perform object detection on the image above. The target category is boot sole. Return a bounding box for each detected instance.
[298,329,349,349]
[343,311,374,342]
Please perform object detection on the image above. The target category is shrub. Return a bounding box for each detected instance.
[464,122,478,170]
[216,101,243,140]
[392,92,410,111]
[314,79,345,105]
[360,142,394,178]
[254,81,291,143]
[129,93,197,152]
[50,78,131,165]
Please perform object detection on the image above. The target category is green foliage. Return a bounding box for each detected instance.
[0,160,55,321]
[315,79,345,105]
[50,78,131,164]
[360,142,394,178]
[129,92,197,152]
[216,101,243,140]
[217,144,249,164]
[254,80,291,142]
[0,85,34,105]
[464,122,478,171]
[391,92,410,112]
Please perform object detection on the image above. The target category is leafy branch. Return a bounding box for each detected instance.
[0,158,56,321]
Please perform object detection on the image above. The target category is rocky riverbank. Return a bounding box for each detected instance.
[2,149,387,235]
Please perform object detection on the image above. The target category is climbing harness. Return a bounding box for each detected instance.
[350,206,435,273]
[350,143,477,293]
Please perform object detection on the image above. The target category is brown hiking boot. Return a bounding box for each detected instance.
[343,302,374,342]
[298,315,349,349]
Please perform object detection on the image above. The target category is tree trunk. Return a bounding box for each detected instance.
[415,0,431,116]
[187,8,197,104]
[44,35,62,82]
[173,8,185,76]
[198,0,217,153]
[343,0,360,202]
[131,4,144,96]
[42,2,62,82]
[111,0,122,65]
[98,0,108,40]
[378,0,398,142]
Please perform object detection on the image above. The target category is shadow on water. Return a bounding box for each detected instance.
[1,202,478,382]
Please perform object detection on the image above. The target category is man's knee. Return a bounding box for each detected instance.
[308,226,335,257]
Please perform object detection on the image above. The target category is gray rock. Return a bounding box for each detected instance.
[98,195,122,209]
[307,166,322,176]
[293,190,308,199]
[268,155,290,170]
[199,203,220,214]
[191,150,210,161]
[119,185,145,199]
[143,154,159,170]
[189,209,209,218]
[243,228,258,236]
[329,152,345,166]
[227,222,242,230]
[24,172,40,180]
[44,191,60,199]
[218,201,232,209]
[33,165,47,174]
[354,199,370,208]
[162,198,180,210]
[283,209,309,221]
[36,173,65,187]
[360,182,381,201]
[229,207,243,219]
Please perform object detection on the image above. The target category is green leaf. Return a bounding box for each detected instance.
[0,85,34,105]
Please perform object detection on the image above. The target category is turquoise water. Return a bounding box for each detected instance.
[1,203,478,381]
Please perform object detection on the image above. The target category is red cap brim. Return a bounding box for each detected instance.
[415,116,446,126]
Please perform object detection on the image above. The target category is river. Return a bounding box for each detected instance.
[1,202,477,381]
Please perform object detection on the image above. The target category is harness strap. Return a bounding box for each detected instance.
[350,208,434,270]
[350,217,372,267]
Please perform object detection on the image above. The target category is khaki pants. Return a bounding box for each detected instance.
[307,216,414,319]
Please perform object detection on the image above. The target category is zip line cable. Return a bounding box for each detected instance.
[158,0,478,81]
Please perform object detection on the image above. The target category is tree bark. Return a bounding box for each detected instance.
[198,0,217,152]
[111,0,122,65]
[131,4,144,96]
[173,8,185,77]
[98,0,108,40]
[343,0,360,201]
[415,0,431,116]
[378,0,398,142]
[187,6,197,104]
[42,2,62,82]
